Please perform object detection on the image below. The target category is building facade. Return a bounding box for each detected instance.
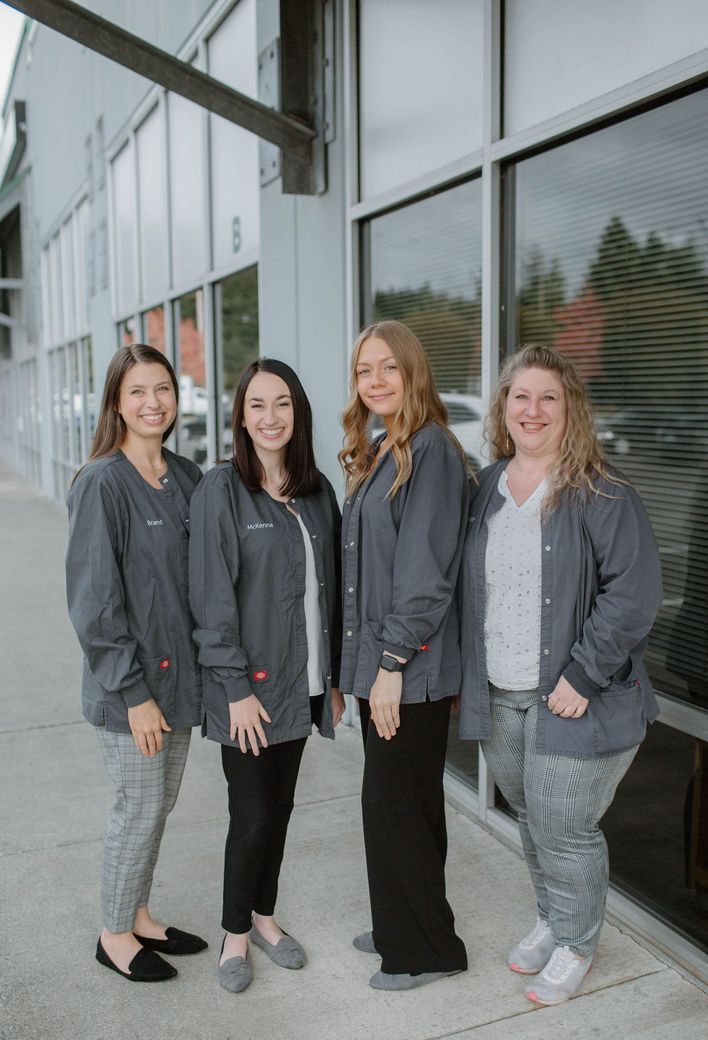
[0,0,706,979]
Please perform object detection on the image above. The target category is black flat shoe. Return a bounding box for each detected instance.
[134,926,208,956]
[96,938,178,982]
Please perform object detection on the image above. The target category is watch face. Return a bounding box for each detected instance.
[380,655,402,672]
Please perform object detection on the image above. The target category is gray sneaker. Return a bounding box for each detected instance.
[353,931,378,954]
[525,945,593,1005]
[507,916,554,974]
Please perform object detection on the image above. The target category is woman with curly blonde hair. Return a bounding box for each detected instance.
[458,344,662,1006]
[339,320,469,991]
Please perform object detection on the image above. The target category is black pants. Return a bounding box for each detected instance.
[221,736,307,933]
[360,696,468,975]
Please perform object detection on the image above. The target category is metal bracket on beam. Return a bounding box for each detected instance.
[279,0,334,195]
[258,39,282,188]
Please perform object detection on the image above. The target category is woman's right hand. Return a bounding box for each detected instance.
[127,698,172,757]
[229,695,271,755]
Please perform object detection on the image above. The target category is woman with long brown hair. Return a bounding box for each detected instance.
[459,344,662,1005]
[188,358,344,994]
[339,320,469,991]
[66,344,206,983]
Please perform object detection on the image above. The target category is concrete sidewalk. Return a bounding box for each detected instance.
[1,462,706,1040]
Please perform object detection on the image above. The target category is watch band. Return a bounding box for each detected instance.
[378,654,405,673]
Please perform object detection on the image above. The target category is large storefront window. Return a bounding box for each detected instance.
[215,265,259,459]
[505,87,708,950]
[142,306,166,353]
[507,88,708,713]
[175,289,206,467]
[361,179,482,786]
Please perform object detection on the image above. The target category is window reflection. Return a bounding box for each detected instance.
[509,89,708,710]
[362,180,484,474]
[603,722,708,953]
[216,265,259,458]
[142,306,166,353]
[175,290,207,468]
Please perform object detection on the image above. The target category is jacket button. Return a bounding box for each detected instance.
[349,541,355,547]
[544,545,551,551]
[543,648,550,655]
[320,581,325,587]
[323,629,328,634]
[541,695,548,701]
[346,630,352,637]
[348,586,354,593]
[545,597,551,604]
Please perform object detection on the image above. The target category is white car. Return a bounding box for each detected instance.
[371,391,487,473]
[440,393,486,473]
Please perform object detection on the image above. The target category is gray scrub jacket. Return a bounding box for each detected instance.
[66,449,203,733]
[188,464,342,748]
[339,424,470,702]
[458,459,663,758]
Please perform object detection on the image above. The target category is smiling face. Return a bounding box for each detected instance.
[242,370,294,461]
[505,366,567,461]
[117,361,177,446]
[355,336,405,432]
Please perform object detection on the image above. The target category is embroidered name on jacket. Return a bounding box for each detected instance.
[146,519,164,526]
[246,522,274,530]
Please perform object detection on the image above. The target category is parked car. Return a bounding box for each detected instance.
[371,391,486,472]
[596,408,708,463]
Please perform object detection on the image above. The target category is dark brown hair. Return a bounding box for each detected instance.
[231,358,321,497]
[72,344,179,484]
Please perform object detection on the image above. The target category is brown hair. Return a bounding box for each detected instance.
[487,343,622,509]
[72,344,179,484]
[230,358,321,498]
[338,320,463,498]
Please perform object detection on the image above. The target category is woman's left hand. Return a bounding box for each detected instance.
[369,670,402,740]
[547,675,589,718]
[331,687,345,727]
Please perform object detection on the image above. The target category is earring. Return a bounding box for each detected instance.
[504,428,513,455]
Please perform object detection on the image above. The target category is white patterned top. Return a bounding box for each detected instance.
[484,469,545,690]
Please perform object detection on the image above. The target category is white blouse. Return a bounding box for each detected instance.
[484,470,545,691]
[296,512,325,697]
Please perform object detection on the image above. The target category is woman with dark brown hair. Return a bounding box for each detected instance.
[339,320,469,991]
[66,344,206,984]
[188,358,344,994]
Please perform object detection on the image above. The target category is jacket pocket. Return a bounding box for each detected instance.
[137,651,177,709]
[591,679,646,755]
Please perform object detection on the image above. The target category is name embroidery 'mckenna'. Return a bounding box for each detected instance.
[247,522,274,530]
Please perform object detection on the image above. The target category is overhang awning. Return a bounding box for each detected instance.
[4,0,331,194]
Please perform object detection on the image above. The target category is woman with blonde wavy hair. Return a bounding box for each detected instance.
[458,344,662,1006]
[338,320,470,991]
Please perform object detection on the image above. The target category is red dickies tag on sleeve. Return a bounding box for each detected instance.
[419,645,429,652]
[253,669,268,682]
[159,658,170,670]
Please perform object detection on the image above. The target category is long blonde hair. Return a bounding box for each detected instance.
[338,320,463,498]
[487,343,622,510]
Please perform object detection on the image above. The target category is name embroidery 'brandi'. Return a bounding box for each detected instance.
[146,519,164,526]
[247,522,274,530]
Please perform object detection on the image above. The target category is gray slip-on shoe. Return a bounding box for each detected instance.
[369,969,464,991]
[353,931,378,954]
[216,942,253,993]
[249,926,306,969]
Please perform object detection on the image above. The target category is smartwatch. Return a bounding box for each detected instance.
[378,654,405,673]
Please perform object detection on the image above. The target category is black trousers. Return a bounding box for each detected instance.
[360,696,467,975]
[221,736,307,933]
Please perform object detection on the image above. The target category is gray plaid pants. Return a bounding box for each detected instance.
[95,727,192,933]
[482,687,637,956]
